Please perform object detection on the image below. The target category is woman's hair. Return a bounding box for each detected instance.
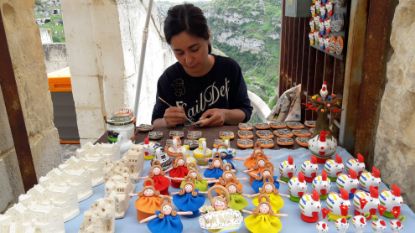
[164,3,212,53]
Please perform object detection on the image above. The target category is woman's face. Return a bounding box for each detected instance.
[144,188,154,197]
[170,31,212,77]
[259,203,270,214]
[153,167,161,175]
[184,184,193,193]
[228,185,236,193]
[265,184,273,193]
[214,199,226,210]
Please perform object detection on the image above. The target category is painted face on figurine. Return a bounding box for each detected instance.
[162,204,173,215]
[214,198,226,210]
[258,159,266,167]
[184,184,193,193]
[190,171,197,178]
[228,185,237,194]
[144,188,154,197]
[265,183,273,193]
[225,172,233,180]
[259,203,270,214]
[153,167,161,175]
[177,158,185,166]
[213,160,221,167]
[263,170,271,177]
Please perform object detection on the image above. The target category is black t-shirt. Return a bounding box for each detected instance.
[151,55,253,123]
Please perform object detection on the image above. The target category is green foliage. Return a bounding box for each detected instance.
[208,0,282,108]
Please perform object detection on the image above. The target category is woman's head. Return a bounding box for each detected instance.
[164,4,213,76]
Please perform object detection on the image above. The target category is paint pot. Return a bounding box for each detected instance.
[106,108,135,143]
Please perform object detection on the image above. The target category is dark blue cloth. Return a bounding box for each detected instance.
[151,55,253,123]
[203,167,223,179]
[173,191,205,217]
[147,211,183,233]
[251,175,280,193]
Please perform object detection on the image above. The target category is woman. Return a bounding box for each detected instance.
[152,3,253,128]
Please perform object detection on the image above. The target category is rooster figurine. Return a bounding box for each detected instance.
[320,81,329,100]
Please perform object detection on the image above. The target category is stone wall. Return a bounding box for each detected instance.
[0,0,61,212]
[43,43,68,73]
[375,0,415,209]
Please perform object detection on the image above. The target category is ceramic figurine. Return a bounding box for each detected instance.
[199,186,243,232]
[335,217,349,233]
[359,166,381,192]
[324,36,331,52]
[103,159,128,182]
[105,171,134,219]
[299,190,321,223]
[182,144,196,164]
[169,156,189,188]
[325,188,351,221]
[244,195,285,232]
[353,186,379,219]
[279,155,296,182]
[139,198,192,233]
[134,179,163,221]
[308,130,337,164]
[151,147,173,172]
[172,180,206,217]
[309,32,315,46]
[371,219,387,233]
[379,184,404,219]
[143,136,153,160]
[316,221,329,233]
[390,219,404,233]
[288,172,308,202]
[79,197,115,233]
[123,144,145,181]
[314,31,320,45]
[346,153,365,176]
[165,136,184,158]
[251,179,286,213]
[336,169,359,199]
[320,6,326,19]
[301,156,319,183]
[310,5,316,17]
[352,215,367,233]
[312,170,331,200]
[193,138,212,165]
[244,142,270,169]
[324,154,344,182]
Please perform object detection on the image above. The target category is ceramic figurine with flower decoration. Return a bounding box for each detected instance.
[288,172,308,202]
[335,217,349,233]
[324,154,344,182]
[279,156,296,182]
[243,195,286,232]
[251,179,287,213]
[301,155,319,183]
[359,166,381,192]
[390,219,404,233]
[324,188,351,221]
[346,153,366,176]
[193,138,212,165]
[299,190,321,223]
[379,184,404,219]
[353,186,379,219]
[312,170,331,200]
[306,81,342,163]
[139,198,192,233]
[336,169,359,199]
[371,219,387,233]
[316,221,329,233]
[352,215,367,233]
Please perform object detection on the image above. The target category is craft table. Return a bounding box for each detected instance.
[64,145,415,233]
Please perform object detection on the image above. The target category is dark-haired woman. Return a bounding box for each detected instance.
[151,3,253,128]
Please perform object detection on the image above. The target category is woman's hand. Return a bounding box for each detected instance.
[163,106,188,127]
[197,108,227,127]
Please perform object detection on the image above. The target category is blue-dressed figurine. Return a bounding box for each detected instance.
[203,157,225,179]
[140,197,192,233]
[172,181,206,217]
[251,168,280,193]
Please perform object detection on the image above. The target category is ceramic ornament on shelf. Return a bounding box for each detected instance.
[390,219,404,233]
[371,219,387,233]
[279,155,296,182]
[323,154,344,182]
[316,221,329,233]
[193,138,212,165]
[299,190,321,223]
[335,217,349,233]
[325,188,351,221]
[288,172,308,202]
[379,184,404,219]
[306,81,342,163]
[312,170,331,200]
[301,155,319,183]
[336,169,359,199]
[79,197,115,233]
[359,166,381,192]
[353,186,379,219]
[345,153,366,176]
[351,215,367,233]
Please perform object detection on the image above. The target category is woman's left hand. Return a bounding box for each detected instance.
[197,108,227,127]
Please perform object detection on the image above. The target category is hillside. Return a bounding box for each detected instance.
[157,0,282,107]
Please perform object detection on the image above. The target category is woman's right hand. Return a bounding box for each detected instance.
[163,106,188,127]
